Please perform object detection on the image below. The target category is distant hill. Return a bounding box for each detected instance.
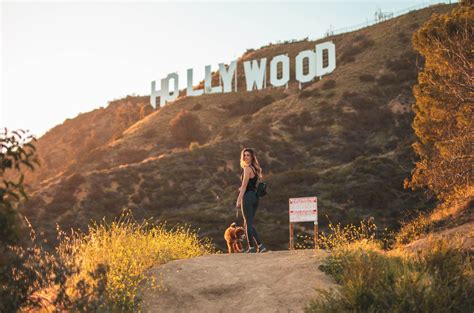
[20,4,456,250]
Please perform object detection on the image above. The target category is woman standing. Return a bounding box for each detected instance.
[236,148,268,253]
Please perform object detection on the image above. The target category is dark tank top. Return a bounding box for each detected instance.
[241,166,258,192]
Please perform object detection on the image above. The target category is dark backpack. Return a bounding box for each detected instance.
[256,182,267,197]
[248,166,267,197]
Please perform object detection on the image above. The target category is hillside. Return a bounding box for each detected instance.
[19,4,456,250]
[24,95,153,188]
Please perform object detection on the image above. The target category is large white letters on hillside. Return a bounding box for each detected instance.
[244,58,267,91]
[151,73,179,108]
[219,61,237,93]
[150,41,336,108]
[186,68,203,97]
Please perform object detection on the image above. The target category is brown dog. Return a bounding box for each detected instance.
[224,222,246,253]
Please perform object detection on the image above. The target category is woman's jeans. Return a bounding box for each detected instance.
[242,190,262,248]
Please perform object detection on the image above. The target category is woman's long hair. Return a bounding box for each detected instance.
[240,148,263,179]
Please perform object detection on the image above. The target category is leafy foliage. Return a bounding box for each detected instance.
[0,128,39,245]
[221,95,275,116]
[0,220,107,312]
[306,223,474,313]
[56,211,216,311]
[407,4,473,200]
[169,109,209,146]
[1,211,215,312]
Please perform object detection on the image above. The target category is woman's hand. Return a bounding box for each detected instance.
[236,198,241,208]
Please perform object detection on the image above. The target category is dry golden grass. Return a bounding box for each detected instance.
[306,220,473,312]
[56,211,216,311]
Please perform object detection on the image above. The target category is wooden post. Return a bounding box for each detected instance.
[289,222,294,250]
[314,222,319,249]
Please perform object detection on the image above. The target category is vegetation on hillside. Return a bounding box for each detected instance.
[1,130,215,311]
[0,128,38,246]
[305,221,473,312]
[399,3,473,244]
[1,211,215,312]
[407,4,473,201]
[307,3,473,311]
[169,109,209,146]
[18,4,457,251]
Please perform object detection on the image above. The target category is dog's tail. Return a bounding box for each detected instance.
[230,222,237,228]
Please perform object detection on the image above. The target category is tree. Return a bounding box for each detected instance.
[0,129,108,312]
[0,128,39,245]
[169,109,209,146]
[407,4,473,200]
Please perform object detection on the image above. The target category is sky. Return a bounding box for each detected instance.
[1,0,452,137]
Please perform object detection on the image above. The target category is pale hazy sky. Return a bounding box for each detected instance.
[1,0,449,137]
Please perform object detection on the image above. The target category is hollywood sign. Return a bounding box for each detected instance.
[150,41,336,108]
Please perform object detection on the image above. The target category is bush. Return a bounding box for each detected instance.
[115,149,149,165]
[339,35,375,64]
[59,211,216,311]
[169,109,209,146]
[1,211,216,312]
[377,74,397,85]
[298,88,321,99]
[281,111,313,129]
[386,51,417,72]
[317,219,377,250]
[397,31,409,44]
[143,128,157,139]
[0,221,107,312]
[307,227,474,312]
[321,79,336,90]
[395,212,432,245]
[1,129,39,246]
[244,48,255,55]
[191,103,202,111]
[223,95,275,117]
[358,73,375,82]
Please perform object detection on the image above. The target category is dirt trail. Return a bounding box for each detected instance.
[140,250,336,313]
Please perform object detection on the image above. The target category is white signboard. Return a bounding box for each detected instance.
[289,197,318,224]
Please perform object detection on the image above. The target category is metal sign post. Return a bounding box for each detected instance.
[289,197,318,250]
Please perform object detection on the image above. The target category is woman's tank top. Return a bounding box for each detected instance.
[241,165,258,192]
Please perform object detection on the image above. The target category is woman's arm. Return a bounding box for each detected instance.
[236,167,251,207]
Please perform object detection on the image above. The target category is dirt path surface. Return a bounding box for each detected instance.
[140,250,336,313]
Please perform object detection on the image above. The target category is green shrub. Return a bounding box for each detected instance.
[1,211,216,312]
[321,79,336,90]
[397,31,410,44]
[59,211,216,311]
[377,74,397,85]
[339,35,375,64]
[307,225,474,313]
[222,95,275,117]
[359,73,375,82]
[143,128,157,139]
[299,88,321,99]
[169,109,209,146]
[191,103,202,111]
[0,220,107,312]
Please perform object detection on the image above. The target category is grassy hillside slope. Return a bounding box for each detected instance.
[20,4,455,250]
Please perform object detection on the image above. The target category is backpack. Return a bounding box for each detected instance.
[256,182,267,197]
[250,166,267,197]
